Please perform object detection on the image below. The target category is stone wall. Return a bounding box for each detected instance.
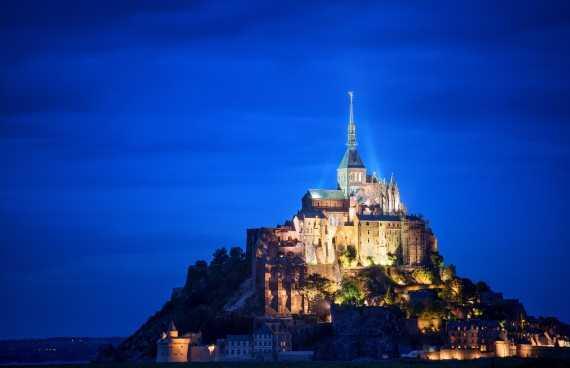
[315,305,404,360]
[426,349,494,360]
[156,338,190,363]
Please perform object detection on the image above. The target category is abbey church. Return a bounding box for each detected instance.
[248,93,438,317]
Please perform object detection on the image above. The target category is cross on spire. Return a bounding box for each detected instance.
[347,91,357,147]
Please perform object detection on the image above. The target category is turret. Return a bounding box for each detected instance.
[387,173,403,213]
[168,320,179,338]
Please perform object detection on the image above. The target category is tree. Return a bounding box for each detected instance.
[440,264,456,282]
[387,252,397,266]
[476,281,490,293]
[185,260,209,294]
[115,246,251,361]
[229,246,245,262]
[439,277,477,305]
[335,277,365,306]
[388,267,406,285]
[359,265,395,299]
[210,247,229,270]
[303,273,335,302]
[383,286,395,306]
[412,268,435,285]
[430,252,444,269]
[339,245,358,267]
[437,285,455,303]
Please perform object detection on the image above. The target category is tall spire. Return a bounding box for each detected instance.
[347,91,357,147]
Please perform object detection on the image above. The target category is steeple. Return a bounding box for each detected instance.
[347,91,357,147]
[337,91,366,195]
[339,91,364,169]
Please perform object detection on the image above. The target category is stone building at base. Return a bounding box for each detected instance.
[156,321,203,363]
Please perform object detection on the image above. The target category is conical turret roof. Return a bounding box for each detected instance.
[169,320,177,331]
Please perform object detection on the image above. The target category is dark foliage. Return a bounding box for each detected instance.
[359,265,395,300]
[111,246,251,361]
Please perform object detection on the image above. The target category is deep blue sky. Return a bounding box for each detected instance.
[1,1,569,339]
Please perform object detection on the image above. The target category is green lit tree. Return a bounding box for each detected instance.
[335,277,365,306]
[386,252,397,266]
[383,286,395,306]
[412,268,435,285]
[440,264,456,282]
[302,273,335,306]
[339,245,358,267]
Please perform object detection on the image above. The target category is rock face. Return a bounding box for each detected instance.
[315,305,405,360]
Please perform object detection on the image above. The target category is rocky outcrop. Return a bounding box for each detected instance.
[315,305,405,360]
[101,247,253,362]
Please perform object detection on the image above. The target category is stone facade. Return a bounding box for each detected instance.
[314,305,404,360]
[446,320,500,351]
[217,320,292,362]
[224,335,252,360]
[248,93,439,317]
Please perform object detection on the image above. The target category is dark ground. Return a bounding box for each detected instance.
[2,359,570,368]
[0,338,124,365]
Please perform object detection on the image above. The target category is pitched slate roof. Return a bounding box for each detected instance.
[306,189,346,200]
[298,209,326,219]
[359,214,402,222]
[253,324,273,336]
[226,334,251,341]
[338,148,365,169]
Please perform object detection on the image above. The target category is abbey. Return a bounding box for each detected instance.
[248,92,438,317]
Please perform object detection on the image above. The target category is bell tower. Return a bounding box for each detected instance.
[337,91,366,195]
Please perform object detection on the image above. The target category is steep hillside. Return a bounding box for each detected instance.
[105,247,254,361]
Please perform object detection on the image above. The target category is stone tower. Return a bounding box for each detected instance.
[337,91,367,196]
[156,321,191,363]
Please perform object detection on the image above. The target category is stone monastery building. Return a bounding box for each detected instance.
[247,92,438,317]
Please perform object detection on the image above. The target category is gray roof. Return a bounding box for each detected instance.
[226,334,251,341]
[307,189,346,200]
[338,148,365,169]
[359,214,401,222]
[253,325,273,336]
[299,209,326,219]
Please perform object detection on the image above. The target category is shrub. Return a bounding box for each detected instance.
[412,268,435,285]
[430,252,444,268]
[302,273,335,304]
[388,267,406,285]
[440,264,456,282]
[386,252,397,266]
[339,245,358,267]
[335,277,365,306]
[359,265,395,300]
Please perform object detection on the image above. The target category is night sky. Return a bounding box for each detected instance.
[1,1,569,339]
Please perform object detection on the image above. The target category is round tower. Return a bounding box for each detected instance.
[156,321,191,363]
